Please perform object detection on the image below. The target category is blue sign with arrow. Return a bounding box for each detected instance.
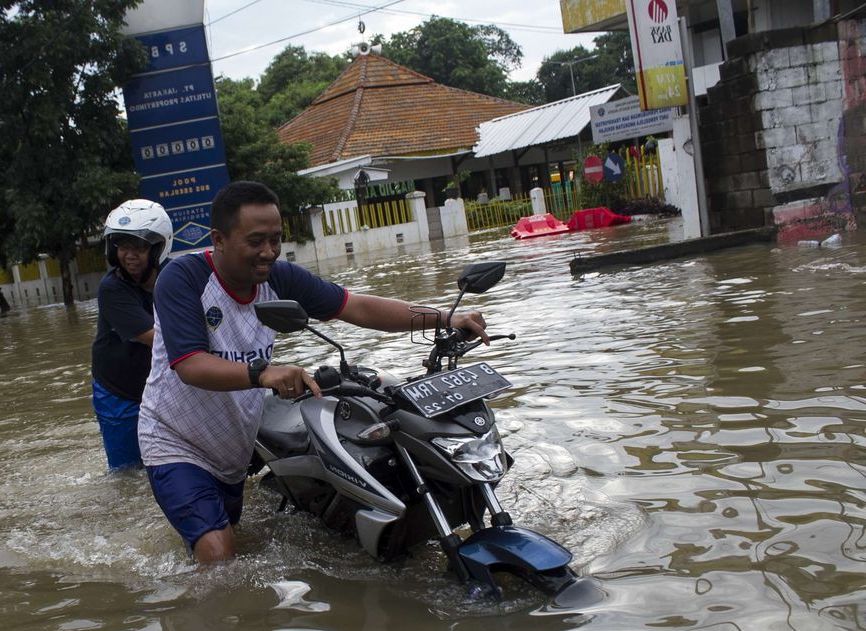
[603,153,625,183]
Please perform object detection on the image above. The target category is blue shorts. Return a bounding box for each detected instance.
[92,380,142,470]
[146,462,245,550]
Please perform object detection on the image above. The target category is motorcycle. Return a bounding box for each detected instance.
[249,261,599,606]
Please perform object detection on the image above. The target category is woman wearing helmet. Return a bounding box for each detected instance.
[91,199,174,470]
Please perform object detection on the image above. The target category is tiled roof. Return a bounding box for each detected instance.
[276,53,529,167]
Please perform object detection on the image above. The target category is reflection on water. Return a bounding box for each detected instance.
[1,217,865,630]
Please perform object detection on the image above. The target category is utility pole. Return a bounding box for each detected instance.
[548,54,599,96]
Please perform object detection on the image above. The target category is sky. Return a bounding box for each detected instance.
[203,0,600,84]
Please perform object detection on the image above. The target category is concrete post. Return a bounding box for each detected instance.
[679,17,710,237]
[673,116,702,239]
[442,198,468,238]
[37,257,50,305]
[406,191,429,242]
[530,187,547,215]
[11,264,22,306]
[307,206,326,263]
[658,138,680,209]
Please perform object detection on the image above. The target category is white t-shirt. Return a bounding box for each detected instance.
[138,250,347,483]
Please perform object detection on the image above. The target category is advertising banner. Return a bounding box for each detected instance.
[625,0,688,110]
[590,95,674,144]
[121,19,228,252]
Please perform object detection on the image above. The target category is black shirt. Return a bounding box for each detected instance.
[91,269,154,402]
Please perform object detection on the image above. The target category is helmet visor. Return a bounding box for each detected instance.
[111,234,151,251]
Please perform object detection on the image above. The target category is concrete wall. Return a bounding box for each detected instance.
[1,258,103,309]
[699,18,865,241]
[280,192,467,267]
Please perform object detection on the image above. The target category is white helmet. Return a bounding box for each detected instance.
[104,199,174,268]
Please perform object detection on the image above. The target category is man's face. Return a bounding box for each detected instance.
[115,236,151,281]
[212,202,282,288]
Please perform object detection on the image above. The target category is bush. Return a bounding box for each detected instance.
[611,197,681,217]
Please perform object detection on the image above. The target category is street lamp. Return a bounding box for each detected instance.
[547,54,599,96]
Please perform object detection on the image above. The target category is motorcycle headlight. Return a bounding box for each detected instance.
[432,427,507,482]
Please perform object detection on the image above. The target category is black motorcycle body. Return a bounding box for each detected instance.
[250,262,596,603]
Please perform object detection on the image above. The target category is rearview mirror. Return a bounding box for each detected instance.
[457,261,506,294]
[255,300,309,333]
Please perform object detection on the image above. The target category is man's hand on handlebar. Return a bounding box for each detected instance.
[259,365,323,399]
[449,310,490,345]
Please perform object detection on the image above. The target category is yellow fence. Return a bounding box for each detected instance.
[322,199,413,236]
[0,268,12,284]
[623,147,664,199]
[18,261,40,282]
[464,195,533,231]
[544,181,583,221]
[76,246,107,275]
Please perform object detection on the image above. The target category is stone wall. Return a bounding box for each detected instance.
[699,18,865,241]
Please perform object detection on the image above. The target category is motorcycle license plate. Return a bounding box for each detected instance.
[397,363,511,418]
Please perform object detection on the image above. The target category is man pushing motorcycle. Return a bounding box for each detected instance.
[138,180,488,564]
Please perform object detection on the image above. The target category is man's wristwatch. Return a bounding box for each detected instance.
[248,357,269,387]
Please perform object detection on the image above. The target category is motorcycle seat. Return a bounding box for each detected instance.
[258,395,310,457]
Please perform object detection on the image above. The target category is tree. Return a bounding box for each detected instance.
[374,17,523,98]
[215,76,337,234]
[256,45,347,127]
[503,79,545,105]
[0,0,144,305]
[537,32,636,103]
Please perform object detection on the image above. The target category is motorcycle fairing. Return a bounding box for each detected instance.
[457,526,573,581]
[302,398,406,517]
[355,508,401,557]
[391,399,495,437]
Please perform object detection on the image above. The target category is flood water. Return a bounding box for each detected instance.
[2,217,865,630]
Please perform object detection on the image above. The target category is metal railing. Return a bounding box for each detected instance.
[464,195,532,231]
[321,198,413,236]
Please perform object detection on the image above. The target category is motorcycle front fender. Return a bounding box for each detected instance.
[457,525,573,576]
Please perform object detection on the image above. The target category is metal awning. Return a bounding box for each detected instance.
[472,84,623,158]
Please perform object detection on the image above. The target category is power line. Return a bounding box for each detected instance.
[207,0,269,26]
[210,0,408,62]
[301,0,565,34]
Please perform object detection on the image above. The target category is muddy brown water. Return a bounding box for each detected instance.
[1,217,864,630]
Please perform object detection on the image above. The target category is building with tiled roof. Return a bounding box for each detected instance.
[280,50,628,207]
[277,50,534,206]
[277,52,528,168]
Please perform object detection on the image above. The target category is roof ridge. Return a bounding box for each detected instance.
[312,54,432,106]
[331,86,364,161]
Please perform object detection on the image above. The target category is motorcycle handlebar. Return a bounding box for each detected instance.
[455,331,516,354]
[289,382,393,404]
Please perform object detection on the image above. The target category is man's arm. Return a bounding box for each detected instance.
[337,293,489,343]
[174,353,321,399]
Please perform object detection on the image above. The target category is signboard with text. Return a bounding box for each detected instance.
[625,0,688,110]
[590,96,674,144]
[121,23,228,252]
[123,64,219,130]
